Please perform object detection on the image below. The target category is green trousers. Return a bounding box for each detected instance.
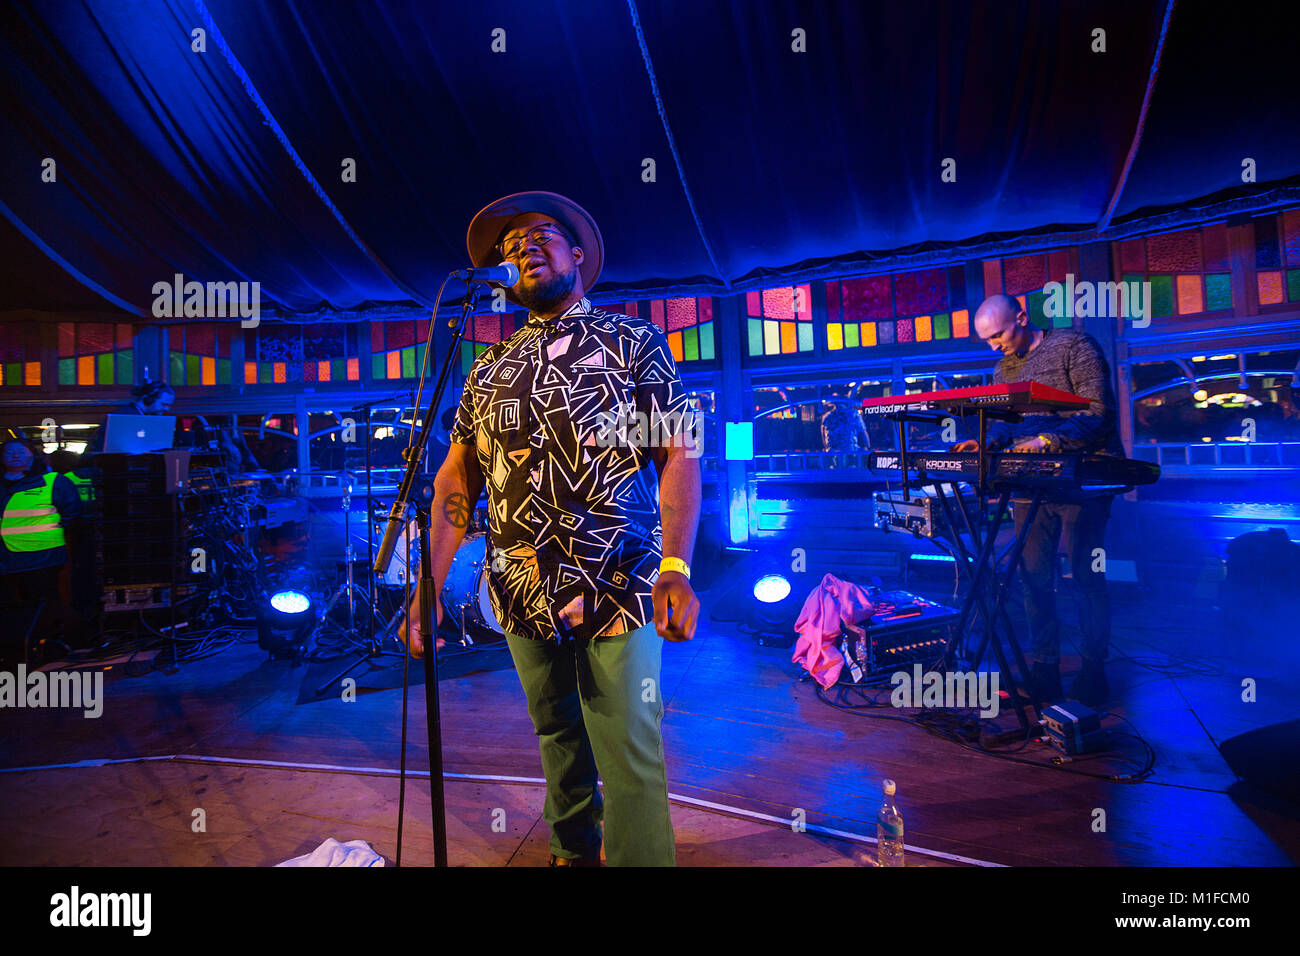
[504,620,676,866]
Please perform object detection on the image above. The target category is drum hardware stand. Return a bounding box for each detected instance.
[311,392,415,698]
[375,279,483,868]
[311,475,403,697]
[458,606,475,646]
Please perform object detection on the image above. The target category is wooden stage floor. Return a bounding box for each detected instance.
[2,582,1296,867]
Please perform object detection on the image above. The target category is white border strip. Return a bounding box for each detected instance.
[3,753,1003,867]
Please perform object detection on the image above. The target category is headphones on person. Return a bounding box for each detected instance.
[132,379,174,403]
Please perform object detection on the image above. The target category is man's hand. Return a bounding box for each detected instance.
[951,440,980,452]
[400,590,445,658]
[1011,436,1049,453]
[652,570,699,642]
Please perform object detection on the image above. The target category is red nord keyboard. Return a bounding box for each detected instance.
[861,382,1092,416]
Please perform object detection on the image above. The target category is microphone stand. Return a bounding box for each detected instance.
[374,280,482,868]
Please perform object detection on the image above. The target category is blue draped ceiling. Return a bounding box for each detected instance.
[2,0,1298,318]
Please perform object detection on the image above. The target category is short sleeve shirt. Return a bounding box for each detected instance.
[449,297,695,642]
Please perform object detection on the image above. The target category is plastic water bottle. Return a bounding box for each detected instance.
[877,779,904,867]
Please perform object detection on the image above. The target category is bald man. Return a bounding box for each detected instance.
[952,294,1121,707]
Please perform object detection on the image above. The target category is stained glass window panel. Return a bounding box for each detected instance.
[1257,271,1284,306]
[668,332,683,362]
[763,288,796,321]
[840,275,893,322]
[779,322,796,353]
[796,322,812,351]
[1176,275,1204,315]
[1146,229,1202,273]
[952,310,970,338]
[1255,216,1281,270]
[1149,275,1175,317]
[666,298,696,331]
[684,327,699,361]
[1202,223,1231,272]
[699,322,715,360]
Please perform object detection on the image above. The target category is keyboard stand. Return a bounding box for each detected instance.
[880,406,1042,736]
[930,481,1043,735]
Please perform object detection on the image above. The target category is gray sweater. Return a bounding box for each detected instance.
[986,329,1124,456]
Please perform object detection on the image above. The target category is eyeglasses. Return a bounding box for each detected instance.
[499,225,567,261]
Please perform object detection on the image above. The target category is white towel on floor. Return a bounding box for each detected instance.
[276,838,385,867]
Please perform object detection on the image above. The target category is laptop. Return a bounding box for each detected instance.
[102,414,177,454]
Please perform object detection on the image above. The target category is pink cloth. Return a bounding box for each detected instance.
[791,573,876,688]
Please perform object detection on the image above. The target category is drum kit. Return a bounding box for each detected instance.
[364,494,503,645]
[215,456,507,660]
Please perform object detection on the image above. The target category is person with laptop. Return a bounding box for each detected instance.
[87,379,178,455]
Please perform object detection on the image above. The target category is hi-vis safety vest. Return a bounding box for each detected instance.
[65,471,94,503]
[2,473,67,552]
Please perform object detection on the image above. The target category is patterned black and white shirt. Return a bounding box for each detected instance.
[449,297,695,642]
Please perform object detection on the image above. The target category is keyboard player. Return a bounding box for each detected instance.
[951,293,1122,707]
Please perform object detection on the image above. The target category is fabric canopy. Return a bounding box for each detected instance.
[2,0,1298,319]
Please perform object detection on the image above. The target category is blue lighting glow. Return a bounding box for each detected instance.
[753,574,791,603]
[270,589,312,614]
[910,552,956,562]
[725,422,754,461]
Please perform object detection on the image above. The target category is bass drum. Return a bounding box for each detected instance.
[440,533,502,637]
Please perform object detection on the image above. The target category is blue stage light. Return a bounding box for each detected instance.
[259,586,317,659]
[909,552,957,562]
[270,589,312,614]
[725,421,754,461]
[753,574,792,603]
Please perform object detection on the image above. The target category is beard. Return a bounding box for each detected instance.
[514,264,578,314]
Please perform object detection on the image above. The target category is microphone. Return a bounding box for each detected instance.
[453,262,520,286]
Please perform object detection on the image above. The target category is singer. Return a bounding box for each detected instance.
[402,191,701,866]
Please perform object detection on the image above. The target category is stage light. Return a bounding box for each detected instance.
[270,589,311,614]
[258,586,317,659]
[753,574,791,603]
[725,422,754,461]
[747,572,801,647]
[1194,389,1209,402]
